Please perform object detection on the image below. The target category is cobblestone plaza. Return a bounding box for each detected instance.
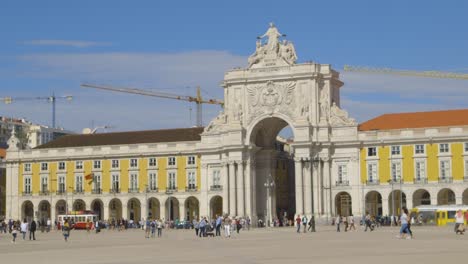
[0,226,466,263]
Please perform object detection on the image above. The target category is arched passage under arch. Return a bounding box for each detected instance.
[413,189,431,207]
[21,200,34,221]
[165,197,179,221]
[55,199,67,218]
[365,191,382,216]
[335,192,352,217]
[148,197,160,219]
[185,196,199,221]
[73,199,86,211]
[91,199,104,220]
[463,188,468,205]
[38,200,51,223]
[210,196,223,219]
[127,198,141,221]
[109,199,122,220]
[388,190,406,216]
[438,188,456,205]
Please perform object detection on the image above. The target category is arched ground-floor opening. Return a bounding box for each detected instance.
[21,200,34,222]
[109,199,122,220]
[73,199,86,211]
[165,197,179,221]
[38,200,51,224]
[127,198,141,221]
[335,192,352,217]
[413,189,431,207]
[365,191,382,216]
[148,197,160,220]
[185,196,199,221]
[438,188,456,205]
[91,199,104,220]
[463,189,468,205]
[55,199,67,219]
[388,190,407,215]
[210,195,223,219]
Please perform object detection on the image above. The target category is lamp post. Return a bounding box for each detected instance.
[388,179,395,223]
[145,184,149,219]
[264,174,275,227]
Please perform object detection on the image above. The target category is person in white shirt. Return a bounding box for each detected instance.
[455,210,465,235]
[20,219,28,240]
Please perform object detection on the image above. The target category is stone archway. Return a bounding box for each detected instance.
[249,116,295,223]
[55,199,67,219]
[165,197,179,221]
[388,190,407,215]
[21,200,34,221]
[210,196,223,219]
[38,200,51,223]
[438,188,456,205]
[73,199,86,211]
[148,197,160,220]
[365,191,382,216]
[335,192,352,217]
[109,198,122,220]
[413,189,431,207]
[185,196,199,221]
[91,199,104,220]
[127,198,141,221]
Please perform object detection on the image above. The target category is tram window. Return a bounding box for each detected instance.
[447,211,456,219]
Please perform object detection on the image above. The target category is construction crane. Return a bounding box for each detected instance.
[343,65,468,80]
[81,84,224,127]
[0,93,73,128]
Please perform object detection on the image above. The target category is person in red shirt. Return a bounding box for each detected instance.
[295,215,301,233]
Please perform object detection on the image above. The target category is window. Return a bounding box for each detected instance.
[415,144,425,155]
[415,161,426,180]
[391,146,401,156]
[111,174,120,192]
[40,176,48,193]
[93,174,101,191]
[367,147,377,157]
[58,162,66,170]
[129,173,138,190]
[168,157,176,166]
[111,159,119,169]
[465,143,468,153]
[24,163,31,173]
[58,175,66,193]
[391,162,401,182]
[148,172,158,191]
[93,160,101,169]
[75,175,83,192]
[439,143,450,153]
[187,171,196,189]
[130,159,138,168]
[187,156,196,166]
[168,172,176,189]
[212,170,221,186]
[24,176,32,194]
[465,160,468,178]
[148,158,157,167]
[337,164,347,183]
[367,163,377,182]
[41,162,48,171]
[75,161,83,170]
[440,160,451,179]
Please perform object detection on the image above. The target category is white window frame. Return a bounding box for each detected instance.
[415,160,426,181]
[24,175,32,194]
[367,147,377,157]
[148,158,157,167]
[129,173,139,191]
[337,164,348,183]
[168,157,176,167]
[464,159,468,179]
[40,175,48,192]
[111,159,120,169]
[391,146,401,156]
[187,156,196,166]
[439,159,451,179]
[391,161,402,182]
[75,161,83,170]
[24,163,31,173]
[148,172,158,191]
[367,163,378,183]
[187,170,196,189]
[75,174,83,192]
[212,170,221,186]
[415,144,425,155]
[439,143,450,154]
[41,162,48,172]
[58,161,66,171]
[111,173,120,192]
[168,171,177,189]
[58,175,66,193]
[93,160,101,170]
[464,142,468,153]
[130,158,138,168]
[93,173,102,191]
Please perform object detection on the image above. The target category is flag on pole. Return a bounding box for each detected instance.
[85,173,94,184]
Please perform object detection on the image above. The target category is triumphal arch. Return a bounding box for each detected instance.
[199,23,360,223]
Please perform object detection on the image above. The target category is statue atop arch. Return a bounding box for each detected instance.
[248,23,297,68]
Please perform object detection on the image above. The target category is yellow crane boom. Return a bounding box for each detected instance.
[81,83,224,127]
[343,65,468,80]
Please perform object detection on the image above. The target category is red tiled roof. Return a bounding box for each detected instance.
[359,109,468,131]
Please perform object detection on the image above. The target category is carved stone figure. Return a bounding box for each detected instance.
[257,22,284,53]
[248,40,265,68]
[204,110,228,133]
[280,40,297,65]
[319,87,329,120]
[330,102,357,126]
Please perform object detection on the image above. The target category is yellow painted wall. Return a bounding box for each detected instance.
[67,161,74,190]
[159,157,167,190]
[120,159,129,191]
[83,160,92,192]
[139,158,148,191]
[452,143,464,180]
[379,146,390,183]
[102,160,110,192]
[402,145,414,183]
[177,156,186,191]
[18,163,24,194]
[427,144,439,182]
[49,162,57,192]
[360,149,366,183]
[32,163,40,194]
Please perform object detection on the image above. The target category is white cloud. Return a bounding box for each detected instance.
[22,40,110,48]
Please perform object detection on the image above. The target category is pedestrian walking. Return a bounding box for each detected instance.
[157,219,163,237]
[455,209,465,235]
[397,207,410,239]
[343,216,348,232]
[348,215,356,231]
[224,215,231,238]
[145,219,151,238]
[215,215,222,236]
[308,215,316,232]
[335,215,341,232]
[295,215,301,233]
[20,219,28,240]
[364,213,373,232]
[302,215,308,233]
[199,217,206,237]
[62,219,71,242]
[236,218,242,234]
[29,219,37,240]
[11,223,18,243]
[194,219,199,236]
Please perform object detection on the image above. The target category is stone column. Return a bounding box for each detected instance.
[222,162,229,215]
[382,198,389,216]
[303,159,312,217]
[312,158,319,217]
[294,158,304,216]
[229,161,237,216]
[103,204,109,221]
[179,198,186,221]
[122,202,128,220]
[200,164,209,217]
[245,160,252,219]
[141,198,148,220]
[237,161,245,217]
[160,201,166,221]
[322,158,332,218]
[251,160,257,224]
[51,202,56,221]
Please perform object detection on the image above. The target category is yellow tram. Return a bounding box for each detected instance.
[411,205,468,226]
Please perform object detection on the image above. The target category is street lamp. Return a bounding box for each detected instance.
[264,174,275,227]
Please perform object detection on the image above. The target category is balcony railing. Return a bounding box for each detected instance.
[56,190,66,195]
[414,178,428,184]
[39,190,50,196]
[439,177,453,183]
[92,188,102,194]
[185,186,198,192]
[128,188,140,193]
[110,188,121,194]
[22,191,32,196]
[166,187,177,194]
[73,189,84,194]
[146,187,159,193]
[335,180,349,187]
[366,179,380,185]
[210,185,223,191]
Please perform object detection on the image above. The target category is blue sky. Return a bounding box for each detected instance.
[1,0,467,133]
